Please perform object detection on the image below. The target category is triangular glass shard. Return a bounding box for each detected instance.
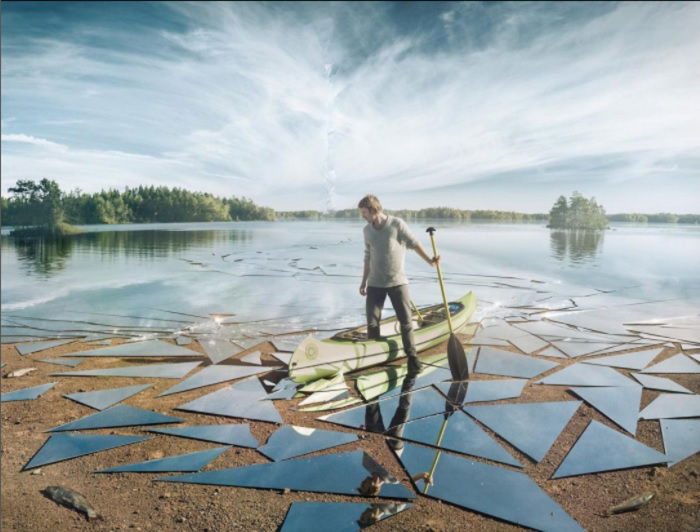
[280,501,412,532]
[661,419,700,467]
[582,348,663,370]
[176,376,283,424]
[434,379,527,404]
[67,340,201,358]
[569,386,642,434]
[37,358,85,367]
[641,354,700,374]
[394,442,582,531]
[638,394,700,419]
[263,386,299,400]
[97,446,229,473]
[175,336,192,345]
[536,363,635,387]
[631,373,693,394]
[464,401,581,462]
[1,382,56,402]
[158,364,275,396]
[475,347,559,378]
[537,346,568,359]
[52,361,202,379]
[156,450,414,500]
[16,339,76,356]
[272,352,292,365]
[148,424,259,447]
[23,433,150,470]
[690,354,700,363]
[64,384,152,410]
[258,425,358,461]
[199,337,244,364]
[48,405,183,432]
[394,411,522,467]
[240,351,262,365]
[553,420,667,478]
[509,334,549,354]
[551,341,619,358]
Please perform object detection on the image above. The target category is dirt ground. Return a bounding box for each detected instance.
[1,336,699,531]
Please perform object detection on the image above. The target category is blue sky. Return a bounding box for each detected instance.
[2,1,699,212]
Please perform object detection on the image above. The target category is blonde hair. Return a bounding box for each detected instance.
[358,194,383,214]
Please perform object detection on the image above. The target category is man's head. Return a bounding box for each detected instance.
[358,194,383,223]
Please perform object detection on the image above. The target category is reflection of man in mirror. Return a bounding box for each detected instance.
[358,194,439,373]
[357,454,402,497]
[357,502,410,527]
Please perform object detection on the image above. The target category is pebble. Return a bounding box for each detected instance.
[30,469,42,475]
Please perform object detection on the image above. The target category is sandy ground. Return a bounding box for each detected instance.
[1,335,699,532]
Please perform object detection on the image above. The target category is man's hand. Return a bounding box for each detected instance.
[428,255,440,267]
[359,282,367,296]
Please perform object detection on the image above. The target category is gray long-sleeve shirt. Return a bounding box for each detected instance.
[363,215,420,287]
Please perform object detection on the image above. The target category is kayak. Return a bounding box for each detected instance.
[288,291,477,383]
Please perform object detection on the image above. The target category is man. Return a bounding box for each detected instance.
[358,194,439,373]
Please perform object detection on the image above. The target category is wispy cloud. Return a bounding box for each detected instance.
[2,2,699,211]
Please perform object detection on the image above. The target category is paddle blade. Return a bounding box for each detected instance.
[447,334,469,381]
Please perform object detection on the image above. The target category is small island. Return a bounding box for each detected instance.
[547,191,609,230]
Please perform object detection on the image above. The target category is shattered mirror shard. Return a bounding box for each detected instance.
[638,394,700,419]
[552,420,667,478]
[23,433,151,470]
[148,424,259,447]
[551,341,618,358]
[582,348,663,370]
[280,501,412,532]
[48,405,183,432]
[640,354,700,374]
[536,363,635,387]
[568,386,642,434]
[176,376,283,424]
[631,373,693,394]
[63,384,153,410]
[258,425,358,461]
[463,401,581,462]
[434,378,527,404]
[475,347,559,378]
[158,364,276,396]
[394,442,582,531]
[199,337,244,364]
[16,339,77,356]
[156,450,415,500]
[97,446,229,473]
[67,340,201,358]
[240,351,262,365]
[52,361,202,379]
[660,419,700,467]
[392,411,522,467]
[37,358,85,367]
[1,382,56,402]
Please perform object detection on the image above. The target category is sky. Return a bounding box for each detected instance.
[1,1,699,213]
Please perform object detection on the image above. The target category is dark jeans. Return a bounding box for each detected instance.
[366,284,421,371]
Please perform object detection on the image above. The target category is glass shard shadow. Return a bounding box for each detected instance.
[434,379,527,404]
[464,401,581,462]
[638,394,700,419]
[394,442,582,531]
[280,501,412,532]
[631,373,693,394]
[641,354,700,374]
[16,339,76,356]
[1,382,56,402]
[148,424,259,447]
[23,433,150,470]
[158,364,276,396]
[52,361,202,379]
[176,376,283,424]
[64,384,152,410]
[569,386,642,434]
[199,337,244,364]
[582,348,663,370]
[660,419,700,467]
[156,450,414,499]
[536,363,635,387]
[258,425,358,461]
[48,405,183,432]
[395,411,522,467]
[37,358,85,367]
[553,420,667,478]
[68,340,201,358]
[475,347,558,378]
[97,446,230,473]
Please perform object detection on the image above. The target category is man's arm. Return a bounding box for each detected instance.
[360,258,370,295]
[415,244,440,267]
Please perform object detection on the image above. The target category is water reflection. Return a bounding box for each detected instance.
[549,229,604,264]
[2,229,252,278]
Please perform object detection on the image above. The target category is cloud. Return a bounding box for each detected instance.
[1,2,698,211]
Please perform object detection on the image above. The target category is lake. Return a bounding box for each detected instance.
[2,220,699,342]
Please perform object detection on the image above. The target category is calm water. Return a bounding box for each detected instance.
[2,221,699,334]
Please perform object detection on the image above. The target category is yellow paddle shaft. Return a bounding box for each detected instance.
[422,416,449,494]
[409,299,424,322]
[428,231,454,334]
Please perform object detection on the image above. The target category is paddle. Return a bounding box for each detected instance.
[426,227,469,381]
